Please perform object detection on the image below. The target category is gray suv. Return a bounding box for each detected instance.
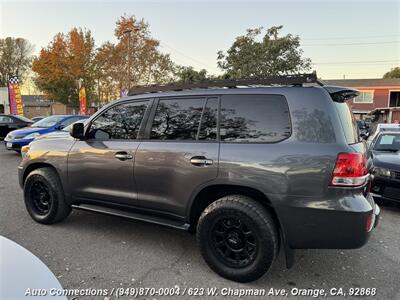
[18,74,380,282]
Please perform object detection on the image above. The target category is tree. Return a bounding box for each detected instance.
[383,67,400,79]
[95,15,175,102]
[175,66,209,83]
[217,26,311,79]
[32,28,96,106]
[0,37,34,86]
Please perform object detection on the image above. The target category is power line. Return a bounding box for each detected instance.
[302,41,399,46]
[313,59,400,65]
[302,34,399,41]
[160,42,215,70]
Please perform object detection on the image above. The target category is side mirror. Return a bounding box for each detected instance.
[70,123,85,140]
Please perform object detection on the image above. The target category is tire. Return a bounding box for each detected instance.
[196,195,279,282]
[24,167,71,224]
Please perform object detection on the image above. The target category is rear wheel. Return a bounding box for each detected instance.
[196,195,279,282]
[24,167,71,224]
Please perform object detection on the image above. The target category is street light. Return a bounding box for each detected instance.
[123,29,133,90]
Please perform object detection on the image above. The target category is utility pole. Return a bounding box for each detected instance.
[123,29,133,90]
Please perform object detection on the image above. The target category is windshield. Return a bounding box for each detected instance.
[63,119,89,131]
[32,115,65,128]
[374,133,400,151]
[14,115,33,123]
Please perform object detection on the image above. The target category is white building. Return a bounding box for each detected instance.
[0,87,10,114]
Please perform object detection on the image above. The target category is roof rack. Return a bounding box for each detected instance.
[128,72,323,96]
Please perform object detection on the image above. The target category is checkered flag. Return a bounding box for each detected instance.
[8,76,19,84]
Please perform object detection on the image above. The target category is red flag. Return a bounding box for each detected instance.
[79,86,87,115]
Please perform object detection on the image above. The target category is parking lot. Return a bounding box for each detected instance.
[1,146,400,299]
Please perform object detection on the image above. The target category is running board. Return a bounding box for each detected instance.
[71,204,190,231]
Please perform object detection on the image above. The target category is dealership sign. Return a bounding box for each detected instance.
[79,86,87,115]
[8,76,24,115]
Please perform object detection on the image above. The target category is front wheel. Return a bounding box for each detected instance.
[196,195,279,282]
[24,167,71,224]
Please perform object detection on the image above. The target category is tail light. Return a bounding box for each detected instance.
[330,153,369,187]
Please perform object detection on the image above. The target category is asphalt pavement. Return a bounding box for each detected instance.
[1,146,399,300]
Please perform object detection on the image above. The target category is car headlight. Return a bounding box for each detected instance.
[372,167,392,177]
[24,132,41,139]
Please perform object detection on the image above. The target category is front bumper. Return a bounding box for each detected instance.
[4,138,33,151]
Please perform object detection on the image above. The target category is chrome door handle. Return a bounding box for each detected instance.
[115,152,133,160]
[190,157,213,166]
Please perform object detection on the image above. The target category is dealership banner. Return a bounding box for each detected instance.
[79,86,87,115]
[8,76,24,115]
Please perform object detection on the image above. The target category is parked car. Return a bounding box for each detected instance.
[368,131,400,204]
[4,115,88,152]
[18,74,379,282]
[0,114,33,139]
[31,116,46,123]
[0,236,66,299]
[366,123,400,147]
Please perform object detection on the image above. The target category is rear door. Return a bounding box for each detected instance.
[68,100,150,205]
[134,96,219,216]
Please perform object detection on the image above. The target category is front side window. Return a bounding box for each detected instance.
[220,94,291,142]
[88,101,148,140]
[151,98,205,140]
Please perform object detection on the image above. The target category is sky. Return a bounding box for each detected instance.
[1,0,399,80]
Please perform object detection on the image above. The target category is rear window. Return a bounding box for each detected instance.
[220,94,291,143]
[334,102,360,144]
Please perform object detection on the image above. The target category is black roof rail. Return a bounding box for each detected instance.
[128,72,323,96]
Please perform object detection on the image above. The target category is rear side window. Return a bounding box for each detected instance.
[151,98,205,140]
[334,102,360,144]
[198,97,218,141]
[220,94,291,142]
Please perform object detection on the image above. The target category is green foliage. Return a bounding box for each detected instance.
[383,67,400,79]
[217,26,311,79]
[175,66,209,83]
[0,37,34,86]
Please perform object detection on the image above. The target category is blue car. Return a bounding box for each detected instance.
[4,115,88,152]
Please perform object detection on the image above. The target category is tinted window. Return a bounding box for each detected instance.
[88,101,148,140]
[334,102,360,144]
[198,98,218,141]
[220,95,291,142]
[151,98,205,140]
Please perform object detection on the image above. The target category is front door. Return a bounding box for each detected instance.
[68,100,150,205]
[134,96,220,216]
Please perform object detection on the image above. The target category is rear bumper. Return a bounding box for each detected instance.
[276,192,379,249]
